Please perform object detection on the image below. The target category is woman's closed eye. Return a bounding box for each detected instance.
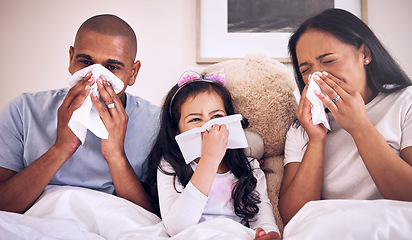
[301,67,310,75]
[188,117,201,123]
[322,59,336,64]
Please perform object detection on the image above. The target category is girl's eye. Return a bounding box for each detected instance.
[212,114,223,119]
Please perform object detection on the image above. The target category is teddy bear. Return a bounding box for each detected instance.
[203,53,298,232]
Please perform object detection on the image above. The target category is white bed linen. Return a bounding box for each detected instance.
[2,186,410,239]
[0,185,256,240]
[283,199,412,240]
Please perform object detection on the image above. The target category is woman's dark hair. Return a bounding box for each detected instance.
[146,80,260,223]
[289,8,411,95]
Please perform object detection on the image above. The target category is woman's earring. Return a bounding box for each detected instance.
[364,59,370,64]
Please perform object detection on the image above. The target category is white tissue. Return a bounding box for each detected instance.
[67,64,125,143]
[306,73,331,130]
[175,114,248,164]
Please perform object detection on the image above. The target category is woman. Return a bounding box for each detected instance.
[279,8,412,225]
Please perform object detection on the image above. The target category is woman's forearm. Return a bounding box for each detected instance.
[279,140,325,224]
[350,124,412,200]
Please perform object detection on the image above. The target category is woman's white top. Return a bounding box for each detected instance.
[284,86,412,199]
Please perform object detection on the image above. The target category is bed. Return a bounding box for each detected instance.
[1,185,411,240]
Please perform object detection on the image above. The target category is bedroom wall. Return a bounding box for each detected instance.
[0,0,411,110]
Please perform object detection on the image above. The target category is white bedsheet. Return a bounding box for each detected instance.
[0,186,255,240]
[283,199,412,240]
[2,186,411,239]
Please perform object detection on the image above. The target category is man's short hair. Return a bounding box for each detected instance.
[75,14,137,61]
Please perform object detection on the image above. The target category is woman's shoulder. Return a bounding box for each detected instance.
[400,85,412,97]
[378,85,412,106]
[385,85,412,98]
[286,122,308,143]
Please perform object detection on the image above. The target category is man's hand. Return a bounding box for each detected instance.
[0,72,96,213]
[91,77,128,161]
[55,72,95,155]
[90,77,154,212]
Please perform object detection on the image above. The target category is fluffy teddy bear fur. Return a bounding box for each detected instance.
[204,53,297,232]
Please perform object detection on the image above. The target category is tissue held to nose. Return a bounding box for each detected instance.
[306,72,331,130]
[66,64,125,143]
[175,114,248,164]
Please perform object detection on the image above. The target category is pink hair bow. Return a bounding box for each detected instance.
[177,69,226,87]
[169,69,226,117]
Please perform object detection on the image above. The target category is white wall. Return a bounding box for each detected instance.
[367,0,412,78]
[0,0,411,111]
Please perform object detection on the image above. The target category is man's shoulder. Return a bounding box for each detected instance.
[21,88,69,99]
[125,92,160,115]
[5,88,68,114]
[14,88,68,103]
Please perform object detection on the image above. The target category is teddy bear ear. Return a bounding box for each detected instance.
[203,53,297,158]
[241,117,249,128]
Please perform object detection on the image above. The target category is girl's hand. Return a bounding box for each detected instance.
[313,72,372,135]
[296,75,328,142]
[91,77,128,162]
[191,124,229,196]
[254,228,281,240]
[201,124,229,166]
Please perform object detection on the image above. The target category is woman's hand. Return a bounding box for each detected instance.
[296,75,328,142]
[200,124,229,166]
[254,228,281,240]
[313,72,372,135]
[91,76,128,162]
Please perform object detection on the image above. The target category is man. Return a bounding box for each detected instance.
[0,14,160,213]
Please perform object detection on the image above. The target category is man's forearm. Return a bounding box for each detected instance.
[0,145,71,213]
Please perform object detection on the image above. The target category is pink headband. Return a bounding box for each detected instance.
[169,70,226,117]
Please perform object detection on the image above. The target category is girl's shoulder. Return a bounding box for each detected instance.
[158,157,175,172]
[247,157,260,168]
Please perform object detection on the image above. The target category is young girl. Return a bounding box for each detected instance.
[147,71,281,239]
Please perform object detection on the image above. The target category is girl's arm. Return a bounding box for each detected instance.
[248,159,280,235]
[190,124,228,195]
[157,161,208,236]
[158,124,229,236]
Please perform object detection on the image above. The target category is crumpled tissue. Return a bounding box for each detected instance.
[67,64,125,144]
[175,114,248,164]
[306,73,331,130]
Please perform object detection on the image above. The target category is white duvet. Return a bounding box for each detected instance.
[1,186,411,240]
[0,186,255,240]
[283,199,412,240]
